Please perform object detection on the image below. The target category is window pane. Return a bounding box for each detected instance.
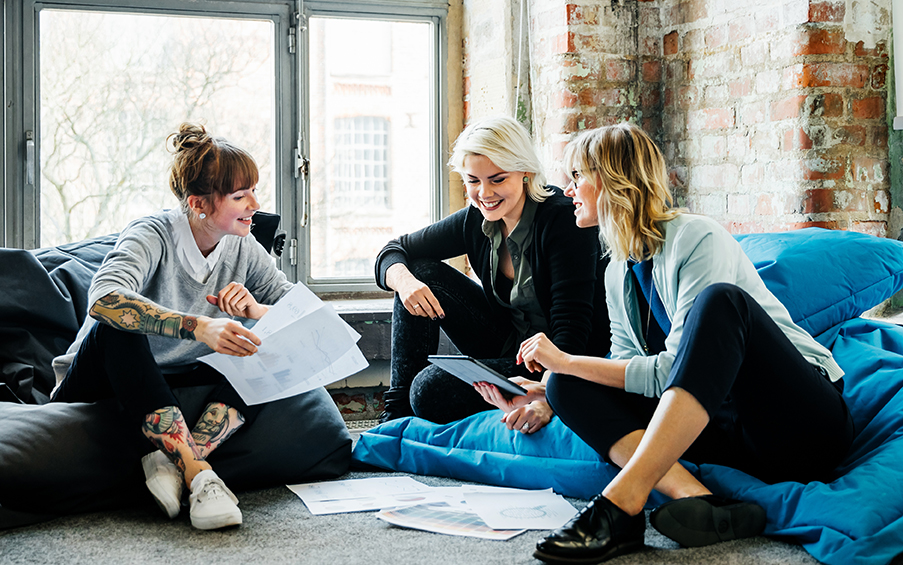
[39,10,276,247]
[309,17,432,280]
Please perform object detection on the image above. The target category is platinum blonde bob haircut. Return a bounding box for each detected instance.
[564,123,680,262]
[449,115,552,202]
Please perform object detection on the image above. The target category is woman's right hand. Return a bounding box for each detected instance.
[386,263,445,319]
[195,316,261,357]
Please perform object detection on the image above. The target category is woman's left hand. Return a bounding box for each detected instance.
[518,332,570,374]
[500,400,553,434]
[207,282,269,320]
[474,378,552,434]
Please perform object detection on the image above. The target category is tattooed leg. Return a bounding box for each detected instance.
[191,402,246,460]
[142,406,212,488]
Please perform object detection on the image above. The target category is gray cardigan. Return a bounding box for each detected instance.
[607,213,843,398]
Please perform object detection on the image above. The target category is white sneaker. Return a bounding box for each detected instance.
[141,450,183,519]
[189,469,242,530]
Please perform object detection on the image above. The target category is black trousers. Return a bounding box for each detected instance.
[51,322,261,427]
[387,259,534,424]
[547,283,855,484]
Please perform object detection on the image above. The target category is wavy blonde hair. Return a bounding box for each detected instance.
[564,123,680,261]
[449,116,552,202]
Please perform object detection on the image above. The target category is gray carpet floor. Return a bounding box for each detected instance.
[0,469,818,565]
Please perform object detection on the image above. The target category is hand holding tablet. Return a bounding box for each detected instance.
[427,355,527,397]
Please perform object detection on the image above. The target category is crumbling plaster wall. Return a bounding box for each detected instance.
[460,0,896,237]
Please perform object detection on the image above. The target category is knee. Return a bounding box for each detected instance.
[694,283,751,312]
[545,372,579,418]
[88,321,146,349]
[406,258,449,284]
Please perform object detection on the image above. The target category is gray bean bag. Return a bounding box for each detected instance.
[0,221,351,528]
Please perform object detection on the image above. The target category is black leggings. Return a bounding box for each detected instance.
[51,322,261,427]
[387,259,535,424]
[547,283,855,484]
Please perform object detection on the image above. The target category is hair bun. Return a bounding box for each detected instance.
[168,122,211,153]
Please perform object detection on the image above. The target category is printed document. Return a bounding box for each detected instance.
[199,284,368,405]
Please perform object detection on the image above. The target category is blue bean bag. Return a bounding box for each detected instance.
[353,228,903,565]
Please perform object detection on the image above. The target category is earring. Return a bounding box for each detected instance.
[523,176,529,183]
[199,213,206,219]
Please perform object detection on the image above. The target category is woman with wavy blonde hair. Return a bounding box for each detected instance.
[476,123,854,563]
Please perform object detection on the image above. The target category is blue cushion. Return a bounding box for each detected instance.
[735,228,903,337]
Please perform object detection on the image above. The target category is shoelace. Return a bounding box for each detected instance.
[200,481,226,501]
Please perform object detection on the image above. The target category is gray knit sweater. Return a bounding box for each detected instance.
[66,210,293,370]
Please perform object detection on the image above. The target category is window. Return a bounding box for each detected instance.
[333,116,390,209]
[4,0,448,294]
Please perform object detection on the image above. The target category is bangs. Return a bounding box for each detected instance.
[211,141,259,197]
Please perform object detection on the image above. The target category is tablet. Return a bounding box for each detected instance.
[427,355,527,397]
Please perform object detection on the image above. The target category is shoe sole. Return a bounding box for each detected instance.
[533,540,644,564]
[145,476,181,519]
[191,511,243,531]
[650,498,766,547]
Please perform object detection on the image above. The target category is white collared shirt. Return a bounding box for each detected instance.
[166,208,223,284]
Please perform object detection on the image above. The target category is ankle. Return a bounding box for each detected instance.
[184,462,213,488]
[600,489,645,517]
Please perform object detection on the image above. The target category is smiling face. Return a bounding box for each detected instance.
[462,154,528,232]
[564,170,600,228]
[189,184,260,255]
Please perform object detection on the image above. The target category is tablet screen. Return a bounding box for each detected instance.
[427,355,527,396]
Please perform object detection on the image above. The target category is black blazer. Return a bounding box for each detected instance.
[375,187,610,358]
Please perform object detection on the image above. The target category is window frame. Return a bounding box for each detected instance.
[2,0,449,296]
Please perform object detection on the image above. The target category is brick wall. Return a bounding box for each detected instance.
[460,0,894,236]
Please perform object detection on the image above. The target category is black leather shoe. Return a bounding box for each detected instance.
[378,388,412,424]
[649,494,766,547]
[533,494,645,564]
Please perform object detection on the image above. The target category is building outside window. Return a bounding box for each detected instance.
[3,0,447,294]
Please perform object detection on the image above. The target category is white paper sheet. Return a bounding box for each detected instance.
[463,489,577,530]
[198,284,368,405]
[287,477,436,515]
[376,502,526,541]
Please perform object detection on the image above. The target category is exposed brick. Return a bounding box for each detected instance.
[554,32,576,55]
[853,157,888,183]
[677,0,707,25]
[796,28,846,55]
[666,60,686,82]
[822,93,844,118]
[785,63,870,88]
[872,64,888,89]
[554,89,578,109]
[852,97,885,120]
[678,85,700,108]
[783,127,813,151]
[642,60,662,82]
[463,75,471,96]
[664,31,679,56]
[871,126,889,148]
[875,189,890,213]
[786,220,840,230]
[802,188,836,213]
[801,157,846,180]
[578,87,624,107]
[641,86,661,109]
[705,25,728,50]
[809,1,845,23]
[755,69,782,94]
[688,108,735,130]
[566,4,585,25]
[771,95,807,121]
[855,40,889,58]
[851,221,887,237]
[683,29,705,53]
[606,59,634,82]
[641,36,661,57]
[831,125,866,146]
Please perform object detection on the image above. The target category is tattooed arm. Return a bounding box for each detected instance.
[89,289,260,356]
